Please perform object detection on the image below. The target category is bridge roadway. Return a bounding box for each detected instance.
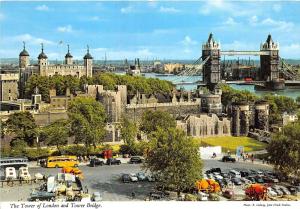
[174,80,300,86]
[220,50,270,56]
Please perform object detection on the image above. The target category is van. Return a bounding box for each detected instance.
[229,170,241,178]
[5,167,17,180]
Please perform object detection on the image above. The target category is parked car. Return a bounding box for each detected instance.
[206,168,222,174]
[279,186,291,195]
[272,186,283,196]
[267,187,278,197]
[147,174,155,182]
[18,167,31,180]
[232,178,242,185]
[5,167,17,180]
[91,192,102,201]
[136,172,147,181]
[90,158,104,167]
[129,156,143,164]
[240,170,250,177]
[129,173,138,182]
[149,191,166,200]
[286,186,298,195]
[106,158,121,165]
[254,176,264,184]
[240,177,252,184]
[222,156,236,162]
[229,170,241,178]
[222,190,234,199]
[121,174,131,183]
[246,176,256,183]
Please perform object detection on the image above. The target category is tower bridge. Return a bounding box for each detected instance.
[177,33,300,91]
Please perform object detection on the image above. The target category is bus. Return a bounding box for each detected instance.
[46,156,79,168]
[0,157,28,169]
[0,157,29,179]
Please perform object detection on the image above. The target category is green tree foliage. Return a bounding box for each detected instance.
[145,128,203,195]
[263,94,298,124]
[140,110,176,135]
[121,117,137,145]
[219,84,258,106]
[4,112,37,146]
[25,75,81,102]
[68,97,107,150]
[267,121,300,176]
[41,119,70,153]
[10,139,29,157]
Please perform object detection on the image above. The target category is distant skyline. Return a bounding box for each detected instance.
[1,0,300,60]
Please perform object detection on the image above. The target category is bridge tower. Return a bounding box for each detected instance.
[202,33,221,91]
[260,34,284,90]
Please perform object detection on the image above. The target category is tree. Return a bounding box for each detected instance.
[144,128,203,195]
[140,110,176,135]
[120,117,138,154]
[68,97,107,150]
[42,119,70,153]
[4,112,37,146]
[267,121,300,177]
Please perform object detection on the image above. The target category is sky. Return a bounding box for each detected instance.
[0,0,300,60]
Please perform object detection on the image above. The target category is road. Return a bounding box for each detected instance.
[0,159,273,201]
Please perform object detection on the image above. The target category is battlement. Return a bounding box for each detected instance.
[126,101,199,109]
[0,74,19,81]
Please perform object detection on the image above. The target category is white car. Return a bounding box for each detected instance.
[267,187,277,197]
[147,174,155,182]
[137,172,147,181]
[129,173,138,182]
[214,175,223,180]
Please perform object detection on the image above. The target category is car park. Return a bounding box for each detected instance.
[222,156,236,163]
[121,174,130,183]
[90,158,104,167]
[206,168,222,174]
[129,156,143,164]
[146,174,156,182]
[279,186,291,195]
[129,173,138,182]
[240,177,252,184]
[106,158,121,165]
[254,176,264,184]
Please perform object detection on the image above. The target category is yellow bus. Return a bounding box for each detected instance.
[46,156,79,168]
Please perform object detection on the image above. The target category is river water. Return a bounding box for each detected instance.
[143,73,300,99]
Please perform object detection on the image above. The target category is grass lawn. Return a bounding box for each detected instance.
[192,136,267,153]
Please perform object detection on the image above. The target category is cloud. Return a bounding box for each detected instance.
[57,25,73,33]
[281,43,300,59]
[148,0,157,8]
[152,28,176,35]
[181,36,197,46]
[159,6,180,13]
[121,6,134,14]
[8,34,55,45]
[222,41,257,51]
[224,17,237,25]
[261,18,294,31]
[92,47,154,59]
[272,4,282,12]
[249,15,258,25]
[35,5,49,11]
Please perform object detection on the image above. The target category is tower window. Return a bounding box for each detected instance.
[9,89,11,93]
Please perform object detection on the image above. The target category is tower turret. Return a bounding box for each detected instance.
[19,41,30,68]
[65,44,73,65]
[202,33,221,91]
[38,43,48,66]
[83,45,93,77]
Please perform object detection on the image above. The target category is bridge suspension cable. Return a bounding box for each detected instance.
[279,57,299,80]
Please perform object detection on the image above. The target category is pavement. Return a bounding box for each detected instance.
[0,158,274,201]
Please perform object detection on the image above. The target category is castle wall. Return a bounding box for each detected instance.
[0,74,19,101]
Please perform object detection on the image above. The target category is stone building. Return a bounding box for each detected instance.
[231,102,250,136]
[199,87,222,114]
[178,114,231,138]
[0,73,19,101]
[254,100,269,131]
[19,43,93,88]
[49,88,74,110]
